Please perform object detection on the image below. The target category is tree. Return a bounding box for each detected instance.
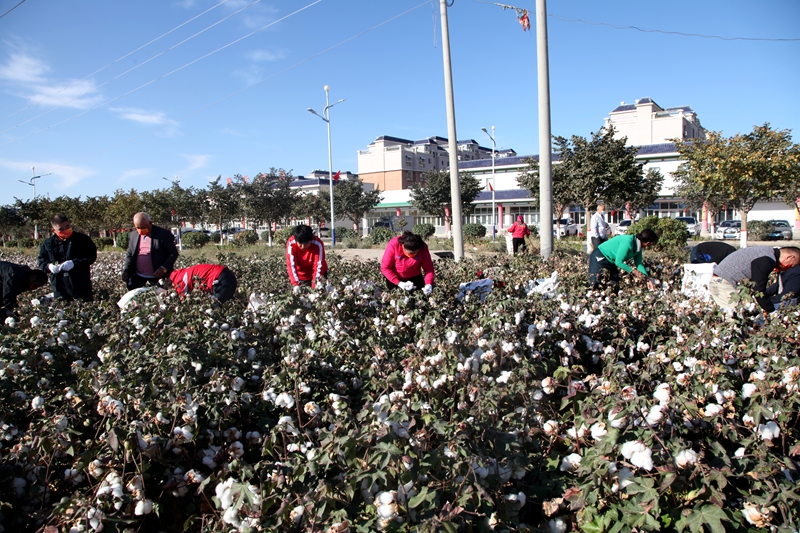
[293,191,329,227]
[107,189,143,246]
[517,156,574,240]
[334,178,382,232]
[13,195,54,239]
[237,170,297,245]
[79,196,112,237]
[547,127,661,251]
[204,177,239,240]
[672,166,730,237]
[0,206,25,245]
[673,124,798,247]
[409,170,482,225]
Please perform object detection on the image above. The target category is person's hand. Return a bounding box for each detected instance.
[423,284,433,295]
[48,263,61,274]
[154,267,167,279]
[631,269,644,279]
[60,260,74,272]
[399,281,415,291]
[646,278,656,291]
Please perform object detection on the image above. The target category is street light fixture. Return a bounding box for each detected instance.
[308,85,345,247]
[19,166,53,239]
[163,175,180,187]
[481,127,497,241]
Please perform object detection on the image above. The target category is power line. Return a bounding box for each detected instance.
[0,0,234,122]
[38,1,431,178]
[0,0,264,134]
[0,0,26,20]
[549,13,800,42]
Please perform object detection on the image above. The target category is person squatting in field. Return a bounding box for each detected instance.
[381,231,434,294]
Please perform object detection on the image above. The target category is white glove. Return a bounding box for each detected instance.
[422,284,433,295]
[60,260,74,272]
[399,281,415,291]
[48,263,61,274]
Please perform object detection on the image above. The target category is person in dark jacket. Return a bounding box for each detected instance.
[766,264,800,311]
[122,212,179,289]
[1,261,47,317]
[38,214,97,301]
[690,241,736,264]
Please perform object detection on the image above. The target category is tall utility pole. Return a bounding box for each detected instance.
[308,86,345,247]
[18,166,52,240]
[482,127,497,241]
[439,0,464,260]
[536,0,553,259]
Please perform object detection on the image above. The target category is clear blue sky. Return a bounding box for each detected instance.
[0,0,798,205]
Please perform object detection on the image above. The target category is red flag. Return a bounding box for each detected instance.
[488,182,494,192]
[226,177,232,185]
[519,10,530,31]
[243,175,248,183]
[333,170,341,183]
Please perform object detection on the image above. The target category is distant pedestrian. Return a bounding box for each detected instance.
[167,263,238,305]
[690,241,736,264]
[1,261,47,317]
[122,212,179,289]
[381,232,434,294]
[286,224,328,288]
[589,201,610,251]
[38,214,97,302]
[710,246,800,311]
[507,215,531,255]
[589,229,659,290]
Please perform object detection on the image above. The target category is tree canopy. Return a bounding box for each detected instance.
[409,169,482,223]
[333,179,383,230]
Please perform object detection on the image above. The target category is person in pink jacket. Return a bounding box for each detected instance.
[507,215,531,254]
[381,232,435,294]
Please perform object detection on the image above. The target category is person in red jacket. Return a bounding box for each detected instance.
[286,224,328,288]
[507,215,531,255]
[381,232,435,294]
[167,263,238,304]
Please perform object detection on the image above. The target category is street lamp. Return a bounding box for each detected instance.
[18,166,52,239]
[481,127,497,241]
[308,85,345,247]
[163,175,180,187]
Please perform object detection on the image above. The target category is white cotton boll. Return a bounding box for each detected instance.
[735,447,746,458]
[222,506,240,526]
[559,453,581,472]
[504,491,526,509]
[590,422,607,441]
[548,517,567,533]
[275,392,295,409]
[134,499,153,515]
[637,341,650,353]
[31,396,44,410]
[675,449,698,469]
[741,383,757,399]
[377,502,398,520]
[608,407,627,429]
[644,405,664,425]
[620,440,654,471]
[653,383,671,404]
[541,377,556,394]
[30,316,42,327]
[497,371,512,384]
[542,420,559,436]
[704,403,724,417]
[290,505,304,525]
[758,421,780,441]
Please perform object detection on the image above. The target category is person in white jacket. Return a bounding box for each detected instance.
[589,201,610,251]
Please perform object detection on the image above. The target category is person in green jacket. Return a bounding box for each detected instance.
[589,229,659,289]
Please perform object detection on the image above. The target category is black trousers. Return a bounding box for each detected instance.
[588,248,619,286]
[385,274,425,291]
[212,267,238,303]
[512,238,526,254]
[126,273,159,290]
[591,236,607,250]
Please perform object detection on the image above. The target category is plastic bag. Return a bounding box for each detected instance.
[681,263,715,300]
[457,279,494,302]
[117,287,164,311]
[525,271,559,297]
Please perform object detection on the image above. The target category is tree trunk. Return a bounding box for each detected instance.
[740,210,749,248]
[585,204,593,254]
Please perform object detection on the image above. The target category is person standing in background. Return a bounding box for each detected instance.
[589,201,610,251]
[122,212,179,289]
[507,215,531,255]
[38,214,97,301]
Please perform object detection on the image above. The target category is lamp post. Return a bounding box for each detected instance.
[18,166,52,239]
[308,85,345,247]
[481,127,496,241]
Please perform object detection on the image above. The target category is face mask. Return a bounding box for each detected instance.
[136,227,150,236]
[54,228,73,240]
[403,251,418,259]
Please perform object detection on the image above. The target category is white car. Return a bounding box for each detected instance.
[675,216,700,237]
[615,219,633,235]
[715,220,741,240]
[552,218,578,237]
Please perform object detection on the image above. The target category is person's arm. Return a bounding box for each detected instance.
[123,232,136,279]
[420,247,435,286]
[37,240,51,272]
[285,240,301,286]
[311,239,326,288]
[751,257,777,311]
[633,250,648,276]
[380,242,401,285]
[1,272,18,314]
[158,230,179,272]
[609,238,634,273]
[524,225,530,237]
[72,234,97,267]
[778,269,800,299]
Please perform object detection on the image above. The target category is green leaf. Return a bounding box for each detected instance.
[408,486,434,509]
[681,505,730,533]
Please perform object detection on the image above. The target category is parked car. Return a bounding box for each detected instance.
[552,217,578,237]
[766,219,793,241]
[715,221,741,240]
[615,219,633,235]
[370,220,394,233]
[675,216,700,237]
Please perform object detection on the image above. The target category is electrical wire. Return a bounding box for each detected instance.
[0,0,265,134]
[548,13,800,42]
[0,0,26,20]
[0,0,233,122]
[37,0,431,177]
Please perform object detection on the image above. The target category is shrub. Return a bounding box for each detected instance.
[463,223,487,241]
[92,237,114,249]
[115,231,130,250]
[273,227,294,245]
[15,238,42,248]
[341,238,361,249]
[412,223,436,239]
[181,231,210,249]
[210,232,222,244]
[233,230,258,247]
[747,220,772,241]
[260,230,271,243]
[629,216,688,250]
[369,227,395,245]
[335,228,360,242]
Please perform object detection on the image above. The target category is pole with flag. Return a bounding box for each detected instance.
[332,170,341,183]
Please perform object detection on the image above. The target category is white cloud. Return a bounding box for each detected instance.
[246,48,288,62]
[111,107,167,126]
[117,168,152,184]
[0,157,91,192]
[219,128,243,136]
[232,65,262,86]
[178,154,211,174]
[0,52,49,83]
